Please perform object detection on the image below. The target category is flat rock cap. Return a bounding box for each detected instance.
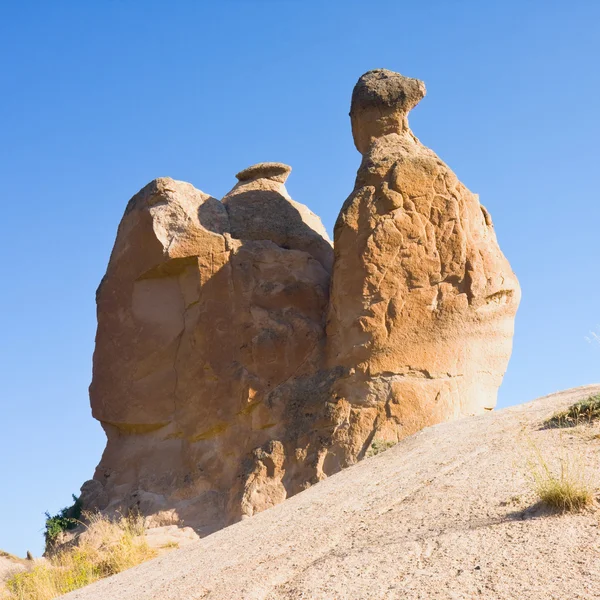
[351,69,426,115]
[235,162,292,184]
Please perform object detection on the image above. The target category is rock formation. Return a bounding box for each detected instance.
[325,69,521,463]
[87,170,334,533]
[81,69,520,536]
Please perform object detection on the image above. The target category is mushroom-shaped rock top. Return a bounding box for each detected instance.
[351,69,426,114]
[350,69,426,154]
[235,162,292,184]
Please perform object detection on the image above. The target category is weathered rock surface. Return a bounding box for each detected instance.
[81,70,519,540]
[222,162,333,271]
[325,69,520,463]
[87,169,334,534]
[66,385,600,600]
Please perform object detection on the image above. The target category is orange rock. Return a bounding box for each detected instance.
[326,69,521,460]
[81,71,519,539]
[87,171,333,534]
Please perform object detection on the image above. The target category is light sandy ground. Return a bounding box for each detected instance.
[65,384,600,600]
[0,554,26,594]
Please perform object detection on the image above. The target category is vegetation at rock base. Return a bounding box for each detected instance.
[544,395,600,428]
[527,444,594,512]
[3,513,157,600]
[43,495,82,551]
[365,439,397,458]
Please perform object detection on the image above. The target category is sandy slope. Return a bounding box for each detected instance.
[0,553,26,594]
[65,384,600,600]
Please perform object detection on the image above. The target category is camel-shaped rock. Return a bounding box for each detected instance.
[80,70,520,536]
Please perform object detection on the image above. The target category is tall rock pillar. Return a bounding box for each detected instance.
[325,69,520,459]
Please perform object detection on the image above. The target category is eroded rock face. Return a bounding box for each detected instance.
[223,162,333,272]
[82,70,519,536]
[325,69,521,462]
[88,170,334,533]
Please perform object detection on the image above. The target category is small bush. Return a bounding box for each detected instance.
[5,513,157,600]
[545,395,600,428]
[44,495,82,550]
[528,445,594,512]
[365,439,396,458]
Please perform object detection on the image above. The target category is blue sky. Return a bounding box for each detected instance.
[1,0,598,557]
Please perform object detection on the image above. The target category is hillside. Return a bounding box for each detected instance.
[63,384,600,600]
[0,553,25,587]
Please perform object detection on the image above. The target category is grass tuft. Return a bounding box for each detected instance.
[4,513,157,600]
[528,444,594,512]
[160,541,179,550]
[545,395,600,428]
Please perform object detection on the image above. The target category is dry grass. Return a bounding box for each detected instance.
[527,443,594,512]
[159,542,179,550]
[545,395,600,428]
[3,513,156,600]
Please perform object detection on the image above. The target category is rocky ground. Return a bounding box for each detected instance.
[62,384,600,600]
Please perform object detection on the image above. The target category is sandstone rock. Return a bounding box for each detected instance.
[89,172,333,535]
[223,162,333,272]
[325,69,520,462]
[81,69,519,543]
[90,177,230,427]
[235,162,291,184]
[350,69,426,154]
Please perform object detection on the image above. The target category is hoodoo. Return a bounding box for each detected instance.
[325,69,521,463]
[80,70,520,537]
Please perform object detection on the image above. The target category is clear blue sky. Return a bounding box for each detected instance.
[1,0,598,557]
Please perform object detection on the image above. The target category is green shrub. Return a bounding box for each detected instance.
[545,395,600,428]
[5,513,158,600]
[44,495,82,550]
